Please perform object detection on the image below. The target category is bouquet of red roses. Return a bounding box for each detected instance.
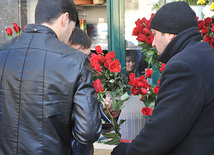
[132,13,160,70]
[90,45,130,145]
[129,63,166,117]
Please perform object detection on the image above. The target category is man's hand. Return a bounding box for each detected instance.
[102,97,120,118]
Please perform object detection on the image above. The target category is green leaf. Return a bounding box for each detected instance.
[111,98,118,111]
[102,132,117,138]
[120,92,129,101]
[119,119,126,125]
[146,50,155,56]
[109,79,115,83]
[148,102,155,109]
[118,105,125,111]
[104,136,120,145]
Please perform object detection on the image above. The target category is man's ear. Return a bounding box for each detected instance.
[61,12,69,27]
[169,33,177,41]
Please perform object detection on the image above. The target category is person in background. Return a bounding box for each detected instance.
[125,50,140,80]
[68,27,92,55]
[0,0,101,154]
[112,1,214,154]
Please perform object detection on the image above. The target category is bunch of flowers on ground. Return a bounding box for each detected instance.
[90,45,130,145]
[128,63,165,118]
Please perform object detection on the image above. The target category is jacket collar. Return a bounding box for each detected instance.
[23,24,58,38]
[157,27,201,63]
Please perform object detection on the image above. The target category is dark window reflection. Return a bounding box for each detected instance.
[125,49,148,80]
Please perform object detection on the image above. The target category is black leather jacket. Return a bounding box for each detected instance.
[0,24,101,154]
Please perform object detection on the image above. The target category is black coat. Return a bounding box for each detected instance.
[112,27,214,155]
[0,24,101,154]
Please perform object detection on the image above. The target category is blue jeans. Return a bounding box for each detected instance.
[72,139,94,155]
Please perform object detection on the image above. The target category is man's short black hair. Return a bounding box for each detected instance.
[35,0,79,25]
[69,27,91,49]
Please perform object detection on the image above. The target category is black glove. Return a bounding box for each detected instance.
[111,142,128,155]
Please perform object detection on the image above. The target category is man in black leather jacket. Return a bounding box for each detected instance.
[0,0,101,154]
[112,2,214,155]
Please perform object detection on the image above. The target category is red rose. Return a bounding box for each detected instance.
[13,23,21,33]
[95,45,103,54]
[159,63,166,72]
[129,73,136,80]
[204,17,212,27]
[145,19,151,29]
[138,75,146,82]
[105,51,116,59]
[129,77,138,87]
[91,53,97,58]
[94,63,102,73]
[136,81,144,88]
[204,35,211,44]
[201,26,208,35]
[153,85,159,95]
[104,62,109,67]
[93,79,104,93]
[132,25,142,36]
[142,28,150,35]
[6,28,13,36]
[141,107,153,116]
[131,87,139,95]
[145,69,153,78]
[136,33,147,42]
[211,23,214,33]
[97,55,105,63]
[135,18,142,26]
[109,59,121,73]
[146,36,154,45]
[198,20,205,30]
[157,79,160,85]
[139,88,148,95]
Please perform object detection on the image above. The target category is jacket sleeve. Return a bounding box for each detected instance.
[72,56,102,144]
[112,60,205,155]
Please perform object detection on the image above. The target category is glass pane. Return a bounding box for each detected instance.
[124,0,165,77]
[77,5,108,51]
[19,0,38,27]
[119,0,165,142]
[125,0,154,78]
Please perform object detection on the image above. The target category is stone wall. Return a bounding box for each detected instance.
[0,0,19,44]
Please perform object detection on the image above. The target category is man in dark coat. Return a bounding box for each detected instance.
[0,0,101,154]
[112,1,214,155]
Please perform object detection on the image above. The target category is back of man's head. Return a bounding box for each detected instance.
[68,27,91,49]
[35,0,79,25]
